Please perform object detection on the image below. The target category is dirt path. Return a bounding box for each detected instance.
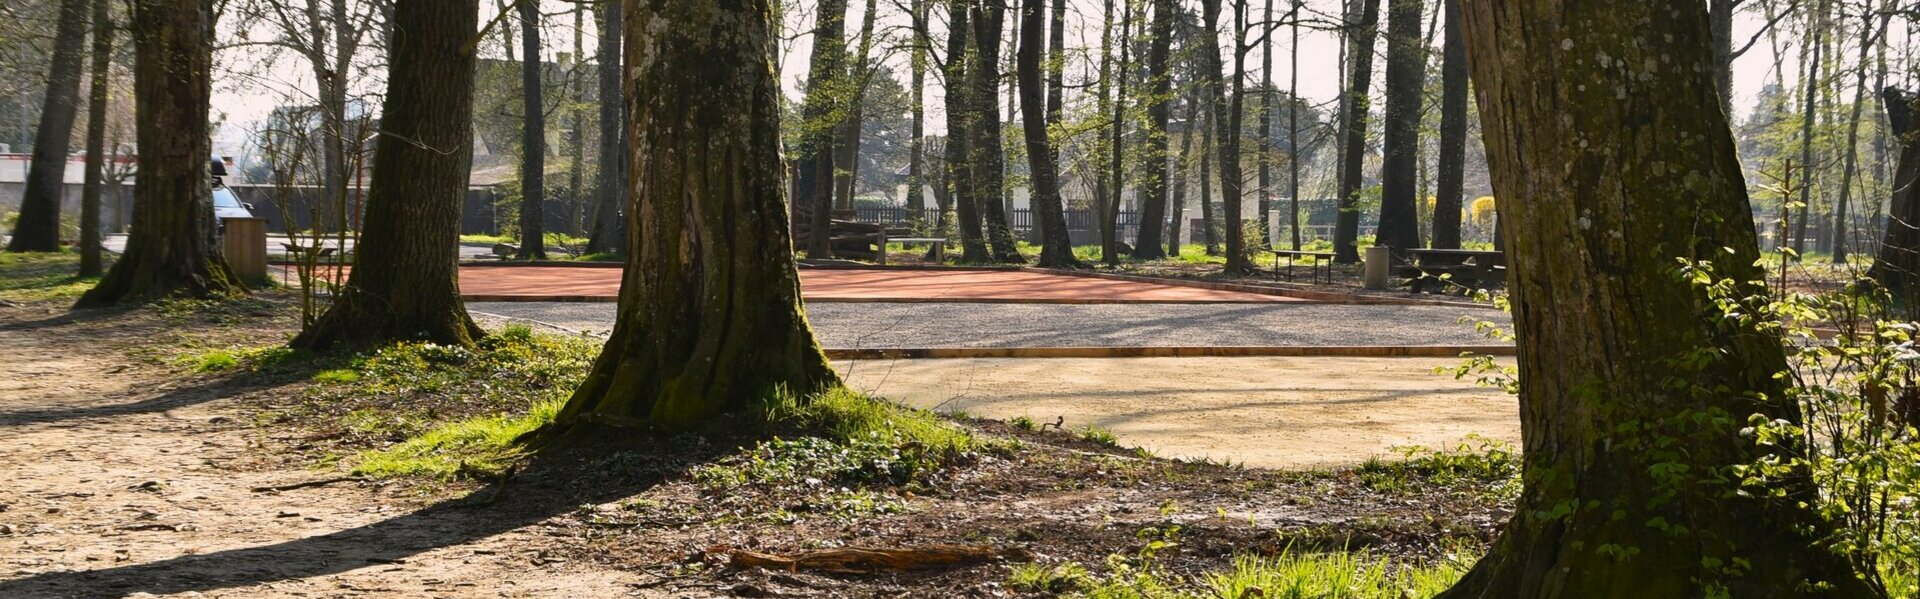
[0,308,649,598]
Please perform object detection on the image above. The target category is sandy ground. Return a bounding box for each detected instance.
[0,310,651,598]
[839,356,1520,470]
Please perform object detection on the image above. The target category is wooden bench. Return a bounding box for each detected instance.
[1400,248,1506,293]
[890,237,948,264]
[1267,248,1336,284]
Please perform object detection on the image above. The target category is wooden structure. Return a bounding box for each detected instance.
[1267,248,1336,284]
[220,217,268,282]
[793,219,886,262]
[1398,248,1506,293]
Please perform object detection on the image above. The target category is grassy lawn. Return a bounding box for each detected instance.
[0,251,99,303]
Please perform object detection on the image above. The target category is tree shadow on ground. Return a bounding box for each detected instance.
[0,352,338,427]
[0,426,717,597]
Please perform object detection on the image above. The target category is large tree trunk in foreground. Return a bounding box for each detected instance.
[1429,0,1465,250]
[290,0,483,350]
[1017,0,1075,268]
[76,0,242,307]
[1331,0,1381,264]
[1869,88,1920,303]
[514,0,548,260]
[1130,0,1174,260]
[8,0,90,253]
[1373,0,1422,257]
[556,0,837,429]
[1440,1,1883,597]
[584,0,625,256]
[78,0,114,277]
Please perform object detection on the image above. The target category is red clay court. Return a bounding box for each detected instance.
[448,266,1307,304]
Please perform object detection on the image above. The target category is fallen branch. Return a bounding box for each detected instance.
[249,476,363,493]
[725,544,1033,574]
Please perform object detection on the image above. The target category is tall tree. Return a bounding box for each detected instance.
[1208,0,1254,274]
[554,0,837,429]
[1373,0,1423,255]
[566,5,586,236]
[1169,84,1202,256]
[1330,0,1381,264]
[292,0,484,349]
[1254,0,1274,246]
[1439,0,1884,596]
[799,0,849,258]
[1830,2,1888,264]
[584,0,624,255]
[7,0,89,253]
[1793,0,1828,257]
[1872,88,1920,302]
[1102,0,1132,266]
[1017,0,1075,267]
[944,3,987,261]
[1429,0,1465,249]
[1285,0,1302,250]
[78,0,114,277]
[236,0,379,237]
[969,0,1024,263]
[76,0,243,307]
[833,0,878,216]
[905,0,927,227]
[1131,0,1175,260]
[514,0,549,260]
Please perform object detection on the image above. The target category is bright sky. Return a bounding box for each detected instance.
[207,1,1874,154]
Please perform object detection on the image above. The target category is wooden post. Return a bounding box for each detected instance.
[221,217,268,283]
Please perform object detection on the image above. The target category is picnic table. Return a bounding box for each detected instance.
[1266,248,1336,284]
[890,237,947,264]
[1400,248,1506,293]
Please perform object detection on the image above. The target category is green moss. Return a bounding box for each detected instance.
[312,368,361,383]
[352,398,561,479]
[757,386,975,451]
[191,351,240,372]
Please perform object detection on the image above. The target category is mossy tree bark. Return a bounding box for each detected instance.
[1440,1,1884,597]
[555,0,838,430]
[1870,88,1920,304]
[943,3,988,262]
[8,0,90,253]
[584,0,626,256]
[966,1,1025,265]
[78,0,114,278]
[796,0,847,259]
[1205,0,1254,275]
[289,0,484,350]
[76,0,243,308]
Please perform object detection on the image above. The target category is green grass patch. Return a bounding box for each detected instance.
[1357,434,1519,497]
[312,368,361,383]
[352,398,561,479]
[177,344,308,373]
[1199,551,1466,599]
[1080,424,1120,447]
[0,251,99,302]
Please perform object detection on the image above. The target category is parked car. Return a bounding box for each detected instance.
[211,156,253,232]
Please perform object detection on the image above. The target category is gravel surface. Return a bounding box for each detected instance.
[467,301,1510,348]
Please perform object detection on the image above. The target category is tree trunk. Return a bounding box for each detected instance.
[1209,0,1253,274]
[1429,0,1465,250]
[1254,0,1274,247]
[969,1,1024,264]
[834,0,878,218]
[1103,0,1132,267]
[1869,88,1920,302]
[906,0,927,226]
[798,0,848,258]
[1374,0,1423,257]
[945,3,987,261]
[584,0,625,256]
[1199,96,1218,255]
[1331,0,1381,264]
[76,0,243,307]
[1831,7,1884,264]
[1794,1,1827,258]
[1169,86,1201,257]
[556,0,837,430]
[1287,0,1301,250]
[291,0,484,350]
[1439,1,1884,596]
[1709,0,1734,113]
[8,0,90,253]
[514,0,548,260]
[1131,0,1175,260]
[1018,0,1076,268]
[567,6,586,237]
[78,0,113,277]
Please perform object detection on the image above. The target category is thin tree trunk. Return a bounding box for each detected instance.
[1331,0,1381,264]
[1019,0,1076,268]
[1103,0,1133,266]
[1831,3,1885,264]
[292,0,484,349]
[1132,0,1175,260]
[906,0,927,226]
[77,0,243,307]
[1438,1,1882,595]
[1430,0,1465,250]
[1169,85,1201,257]
[1795,0,1827,257]
[945,3,986,261]
[834,0,878,217]
[8,0,89,253]
[798,0,848,258]
[78,0,113,276]
[567,5,586,237]
[1199,95,1218,255]
[1255,0,1274,247]
[584,0,625,255]
[1210,0,1253,274]
[555,0,837,429]
[1374,0,1423,257]
[969,1,1024,263]
[514,0,548,259]
[1287,0,1301,250]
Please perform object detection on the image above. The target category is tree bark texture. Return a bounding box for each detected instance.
[1870,88,1920,302]
[1017,0,1075,267]
[1331,0,1381,264]
[1429,0,1465,250]
[9,0,91,253]
[1208,0,1252,274]
[1374,0,1423,257]
[557,0,838,429]
[585,0,626,255]
[968,1,1024,264]
[290,0,484,350]
[1440,1,1884,596]
[1131,0,1175,260]
[798,0,847,258]
[514,0,548,260]
[79,0,114,277]
[944,3,988,261]
[77,0,242,307]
